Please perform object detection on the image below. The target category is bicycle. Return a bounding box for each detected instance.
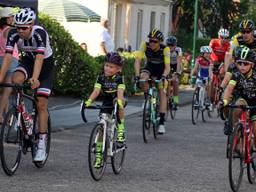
[166,76,178,120]
[139,79,161,143]
[81,101,126,181]
[225,104,256,192]
[191,78,211,125]
[0,83,51,176]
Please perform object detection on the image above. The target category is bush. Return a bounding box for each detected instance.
[38,13,101,97]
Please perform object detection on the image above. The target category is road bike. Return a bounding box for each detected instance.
[191,78,211,125]
[226,104,256,192]
[0,83,51,176]
[81,101,126,181]
[166,77,177,120]
[140,79,161,143]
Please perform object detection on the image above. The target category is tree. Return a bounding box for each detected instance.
[172,0,249,37]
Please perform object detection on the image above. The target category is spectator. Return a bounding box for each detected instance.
[99,18,114,55]
[0,7,19,123]
[80,42,87,52]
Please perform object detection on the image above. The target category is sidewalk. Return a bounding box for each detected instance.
[48,85,194,131]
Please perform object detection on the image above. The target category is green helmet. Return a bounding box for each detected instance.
[235,45,256,63]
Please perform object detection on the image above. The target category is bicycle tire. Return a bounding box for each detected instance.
[142,98,151,143]
[88,124,107,181]
[111,125,126,174]
[169,98,176,119]
[202,108,211,123]
[33,113,51,168]
[152,91,159,139]
[81,102,87,123]
[191,89,200,125]
[226,108,234,159]
[0,106,22,176]
[247,139,256,184]
[229,123,244,192]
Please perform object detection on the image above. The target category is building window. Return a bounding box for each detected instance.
[136,9,143,49]
[160,13,165,33]
[150,11,156,30]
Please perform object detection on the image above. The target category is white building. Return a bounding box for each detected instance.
[39,0,174,56]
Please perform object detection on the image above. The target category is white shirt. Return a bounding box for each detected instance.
[99,26,114,54]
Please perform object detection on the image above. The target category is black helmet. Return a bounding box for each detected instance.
[239,19,255,31]
[104,52,124,66]
[148,28,164,42]
[166,35,177,45]
[235,45,256,63]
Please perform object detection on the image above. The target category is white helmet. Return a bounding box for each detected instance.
[200,46,212,54]
[218,28,229,38]
[14,8,36,26]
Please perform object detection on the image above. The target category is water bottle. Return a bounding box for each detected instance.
[23,111,33,136]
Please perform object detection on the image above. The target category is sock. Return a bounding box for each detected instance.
[159,113,165,125]
[173,96,179,104]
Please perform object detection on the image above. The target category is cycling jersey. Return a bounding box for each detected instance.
[6,25,53,59]
[229,31,256,54]
[94,72,125,113]
[209,38,230,62]
[196,56,211,78]
[136,41,170,79]
[227,63,239,76]
[170,47,182,65]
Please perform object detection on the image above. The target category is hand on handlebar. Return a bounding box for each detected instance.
[84,98,92,107]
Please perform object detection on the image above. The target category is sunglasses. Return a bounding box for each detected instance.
[149,39,159,44]
[242,30,252,34]
[236,61,252,66]
[16,26,30,31]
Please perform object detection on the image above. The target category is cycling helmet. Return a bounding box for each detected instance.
[14,8,36,26]
[148,28,164,42]
[200,46,212,54]
[239,19,255,31]
[166,35,177,45]
[104,52,124,66]
[234,46,256,63]
[218,28,229,38]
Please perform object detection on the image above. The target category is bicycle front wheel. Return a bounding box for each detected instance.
[88,124,107,181]
[229,123,244,192]
[33,113,51,168]
[191,89,200,125]
[111,126,126,174]
[247,139,256,184]
[0,106,22,176]
[142,98,152,143]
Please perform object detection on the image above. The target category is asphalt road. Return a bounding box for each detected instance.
[0,105,255,192]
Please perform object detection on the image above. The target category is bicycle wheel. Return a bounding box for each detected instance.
[152,92,159,139]
[88,124,107,181]
[80,102,87,123]
[191,89,200,125]
[247,139,256,184]
[169,98,176,119]
[142,98,152,143]
[202,107,211,123]
[229,123,244,192]
[33,113,52,168]
[111,125,126,174]
[0,106,22,176]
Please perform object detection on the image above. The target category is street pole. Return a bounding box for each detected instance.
[191,0,198,69]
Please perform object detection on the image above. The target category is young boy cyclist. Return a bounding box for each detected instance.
[84,52,126,168]
[220,45,256,148]
[191,46,213,108]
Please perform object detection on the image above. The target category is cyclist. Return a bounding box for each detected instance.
[0,8,54,162]
[191,46,212,108]
[166,35,182,110]
[0,7,19,123]
[134,28,170,134]
[220,45,256,148]
[84,52,126,168]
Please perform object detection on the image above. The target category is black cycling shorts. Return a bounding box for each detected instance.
[141,63,164,79]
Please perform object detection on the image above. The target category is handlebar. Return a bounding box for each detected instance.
[0,83,31,89]
[224,104,256,110]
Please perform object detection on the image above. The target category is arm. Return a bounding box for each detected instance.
[0,53,12,82]
[163,47,171,77]
[223,83,235,105]
[100,42,107,55]
[134,42,146,77]
[29,54,44,88]
[88,87,101,101]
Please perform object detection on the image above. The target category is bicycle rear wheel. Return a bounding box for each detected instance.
[142,98,152,143]
[0,106,22,176]
[247,139,256,184]
[111,125,126,174]
[33,113,51,168]
[191,89,200,125]
[88,124,107,181]
[229,123,244,192]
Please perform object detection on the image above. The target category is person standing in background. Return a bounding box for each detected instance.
[0,7,19,123]
[99,18,114,55]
